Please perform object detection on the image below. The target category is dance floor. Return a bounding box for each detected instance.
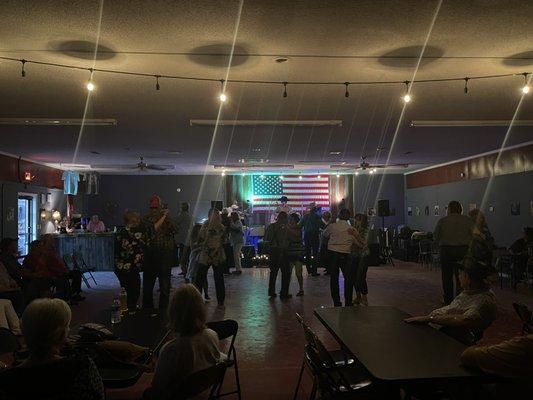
[73,261,533,400]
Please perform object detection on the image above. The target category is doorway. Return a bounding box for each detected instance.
[18,194,38,255]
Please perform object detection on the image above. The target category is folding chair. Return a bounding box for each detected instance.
[72,251,98,287]
[293,313,357,400]
[206,319,241,400]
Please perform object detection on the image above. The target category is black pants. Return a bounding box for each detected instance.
[143,249,174,309]
[115,269,141,309]
[352,256,369,295]
[304,233,320,275]
[194,264,225,304]
[328,250,353,306]
[440,245,468,305]
[69,270,82,295]
[268,249,292,297]
[176,243,185,266]
[180,245,191,275]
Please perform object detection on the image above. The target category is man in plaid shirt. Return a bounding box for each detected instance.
[142,195,178,309]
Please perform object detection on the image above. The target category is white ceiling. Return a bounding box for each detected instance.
[0,0,532,174]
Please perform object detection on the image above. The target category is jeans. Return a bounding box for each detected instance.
[352,256,368,295]
[143,249,174,309]
[194,264,225,304]
[116,269,141,309]
[233,243,243,271]
[440,245,468,305]
[291,260,304,291]
[304,233,320,274]
[269,248,292,297]
[180,245,191,275]
[328,250,353,306]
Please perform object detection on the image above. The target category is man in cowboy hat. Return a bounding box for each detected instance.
[142,195,178,309]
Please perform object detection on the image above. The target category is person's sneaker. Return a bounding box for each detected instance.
[296,290,304,296]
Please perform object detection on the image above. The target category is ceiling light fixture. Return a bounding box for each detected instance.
[20,59,26,77]
[298,174,303,180]
[86,68,95,91]
[369,169,375,174]
[218,79,227,103]
[336,172,340,178]
[410,120,533,127]
[190,120,343,127]
[355,171,359,176]
[521,73,530,94]
[402,80,411,103]
[155,75,160,91]
[463,77,469,94]
[221,170,226,176]
[283,81,288,98]
[317,171,321,179]
[344,82,350,98]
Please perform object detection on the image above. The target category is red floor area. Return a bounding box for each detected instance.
[72,261,533,399]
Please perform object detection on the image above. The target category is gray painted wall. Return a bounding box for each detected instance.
[353,174,405,229]
[406,170,533,247]
[86,175,226,227]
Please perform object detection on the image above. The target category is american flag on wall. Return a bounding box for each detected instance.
[252,175,330,212]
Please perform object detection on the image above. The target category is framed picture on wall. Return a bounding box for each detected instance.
[415,207,421,216]
[424,206,430,216]
[511,201,520,216]
[434,205,440,216]
[407,206,412,216]
[367,207,375,216]
[469,203,477,212]
[489,206,495,213]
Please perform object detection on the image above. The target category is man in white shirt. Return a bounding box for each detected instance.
[322,209,355,306]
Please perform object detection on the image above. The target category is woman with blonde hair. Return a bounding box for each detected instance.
[194,209,227,306]
[0,298,104,399]
[148,284,223,398]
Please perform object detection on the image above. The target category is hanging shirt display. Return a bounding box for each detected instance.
[61,170,80,195]
[84,172,100,195]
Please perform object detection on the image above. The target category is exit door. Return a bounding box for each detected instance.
[18,195,37,255]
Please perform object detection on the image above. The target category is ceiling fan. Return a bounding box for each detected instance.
[330,156,413,171]
[92,156,175,171]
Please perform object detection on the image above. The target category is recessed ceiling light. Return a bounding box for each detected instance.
[274,57,289,63]
[90,151,101,155]
[404,151,413,155]
[329,151,342,155]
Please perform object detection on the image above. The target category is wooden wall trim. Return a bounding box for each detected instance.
[406,144,533,189]
[0,153,63,189]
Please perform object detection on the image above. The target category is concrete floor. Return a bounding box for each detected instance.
[72,261,533,400]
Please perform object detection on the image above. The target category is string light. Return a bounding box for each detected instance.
[317,171,321,179]
[369,169,375,174]
[355,171,359,176]
[402,81,411,103]
[521,73,530,94]
[86,68,95,91]
[155,75,160,91]
[298,174,303,180]
[241,171,245,177]
[219,79,227,102]
[1,56,531,100]
[336,172,340,178]
[221,170,226,176]
[260,173,265,179]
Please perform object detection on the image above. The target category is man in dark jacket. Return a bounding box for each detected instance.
[299,204,325,276]
[265,212,291,299]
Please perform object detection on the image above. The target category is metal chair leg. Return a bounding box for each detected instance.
[81,273,91,289]
[88,270,97,285]
[293,359,305,400]
[233,349,242,400]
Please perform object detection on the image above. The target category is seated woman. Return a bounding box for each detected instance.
[86,215,106,233]
[0,260,24,313]
[22,236,83,303]
[0,298,21,335]
[0,298,104,399]
[405,257,497,344]
[147,284,224,399]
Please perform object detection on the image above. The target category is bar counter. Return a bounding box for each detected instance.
[53,233,114,271]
